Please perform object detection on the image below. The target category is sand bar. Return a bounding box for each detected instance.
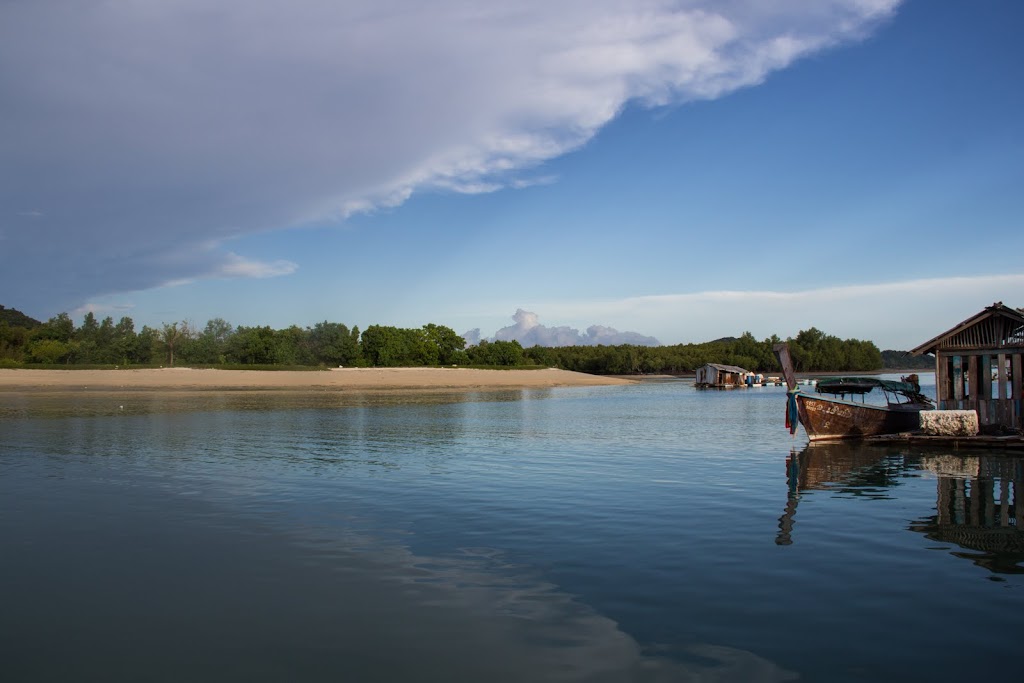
[0,367,634,392]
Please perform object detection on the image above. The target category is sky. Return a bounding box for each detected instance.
[2,0,1022,350]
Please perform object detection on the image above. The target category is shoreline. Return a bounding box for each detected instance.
[0,367,635,392]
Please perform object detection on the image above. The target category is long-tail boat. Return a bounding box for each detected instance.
[773,343,933,441]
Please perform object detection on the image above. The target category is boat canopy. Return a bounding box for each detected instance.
[816,377,933,406]
[817,377,916,395]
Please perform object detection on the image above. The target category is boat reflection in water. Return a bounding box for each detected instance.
[776,443,1024,574]
[776,442,913,546]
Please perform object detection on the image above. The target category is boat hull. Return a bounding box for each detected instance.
[797,393,924,441]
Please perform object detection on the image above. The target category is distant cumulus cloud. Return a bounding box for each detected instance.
[462,329,483,347]
[486,309,660,347]
[0,0,900,313]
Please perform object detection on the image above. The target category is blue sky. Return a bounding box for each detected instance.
[2,1,1022,350]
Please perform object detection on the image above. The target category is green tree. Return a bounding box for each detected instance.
[309,321,360,366]
[523,345,556,367]
[79,312,99,337]
[34,313,74,343]
[225,326,282,364]
[362,325,437,366]
[136,326,160,364]
[467,339,523,366]
[185,318,234,364]
[71,312,100,363]
[423,323,466,365]
[276,325,309,365]
[27,339,72,364]
[160,322,185,366]
[111,317,138,364]
[0,322,29,361]
[92,316,117,363]
[360,325,403,366]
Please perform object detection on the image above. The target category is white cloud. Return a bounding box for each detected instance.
[489,309,660,347]
[0,0,901,312]
[70,302,136,320]
[217,253,299,279]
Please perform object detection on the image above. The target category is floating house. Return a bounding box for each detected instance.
[695,363,749,388]
[911,302,1024,432]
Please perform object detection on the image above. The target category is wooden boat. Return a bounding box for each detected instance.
[773,344,933,441]
[793,389,927,441]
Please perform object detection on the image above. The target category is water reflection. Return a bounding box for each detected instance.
[910,456,1024,574]
[1,452,798,683]
[274,523,801,683]
[776,442,1024,574]
[5,380,1023,679]
[776,443,914,545]
[0,387,557,420]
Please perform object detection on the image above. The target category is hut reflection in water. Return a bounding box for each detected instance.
[911,456,1024,574]
[777,443,1024,574]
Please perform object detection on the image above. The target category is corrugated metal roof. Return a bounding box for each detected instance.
[703,363,749,374]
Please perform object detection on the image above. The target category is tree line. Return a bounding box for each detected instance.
[521,329,883,374]
[0,313,464,369]
[0,306,891,373]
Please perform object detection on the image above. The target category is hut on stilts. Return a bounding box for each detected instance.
[911,302,1024,433]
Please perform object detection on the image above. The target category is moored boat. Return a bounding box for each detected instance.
[773,344,933,441]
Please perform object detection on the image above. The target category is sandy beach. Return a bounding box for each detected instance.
[0,367,635,392]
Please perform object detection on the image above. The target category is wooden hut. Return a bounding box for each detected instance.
[695,363,748,388]
[910,302,1024,431]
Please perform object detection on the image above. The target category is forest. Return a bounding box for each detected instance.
[0,304,907,374]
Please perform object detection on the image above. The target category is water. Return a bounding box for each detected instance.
[1,377,1022,682]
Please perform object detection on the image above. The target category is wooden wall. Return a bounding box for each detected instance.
[936,351,1024,430]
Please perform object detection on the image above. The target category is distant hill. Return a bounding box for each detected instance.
[0,305,42,328]
[881,349,933,369]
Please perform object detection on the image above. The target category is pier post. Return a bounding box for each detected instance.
[953,356,964,408]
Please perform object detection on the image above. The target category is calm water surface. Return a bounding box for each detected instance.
[2,376,1022,682]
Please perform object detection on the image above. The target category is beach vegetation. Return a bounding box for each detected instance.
[308,321,361,366]
[35,313,75,343]
[0,304,896,374]
[360,324,466,367]
[0,321,30,361]
[27,338,73,364]
[466,340,524,366]
[521,329,883,375]
[880,349,933,369]
[160,322,186,366]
